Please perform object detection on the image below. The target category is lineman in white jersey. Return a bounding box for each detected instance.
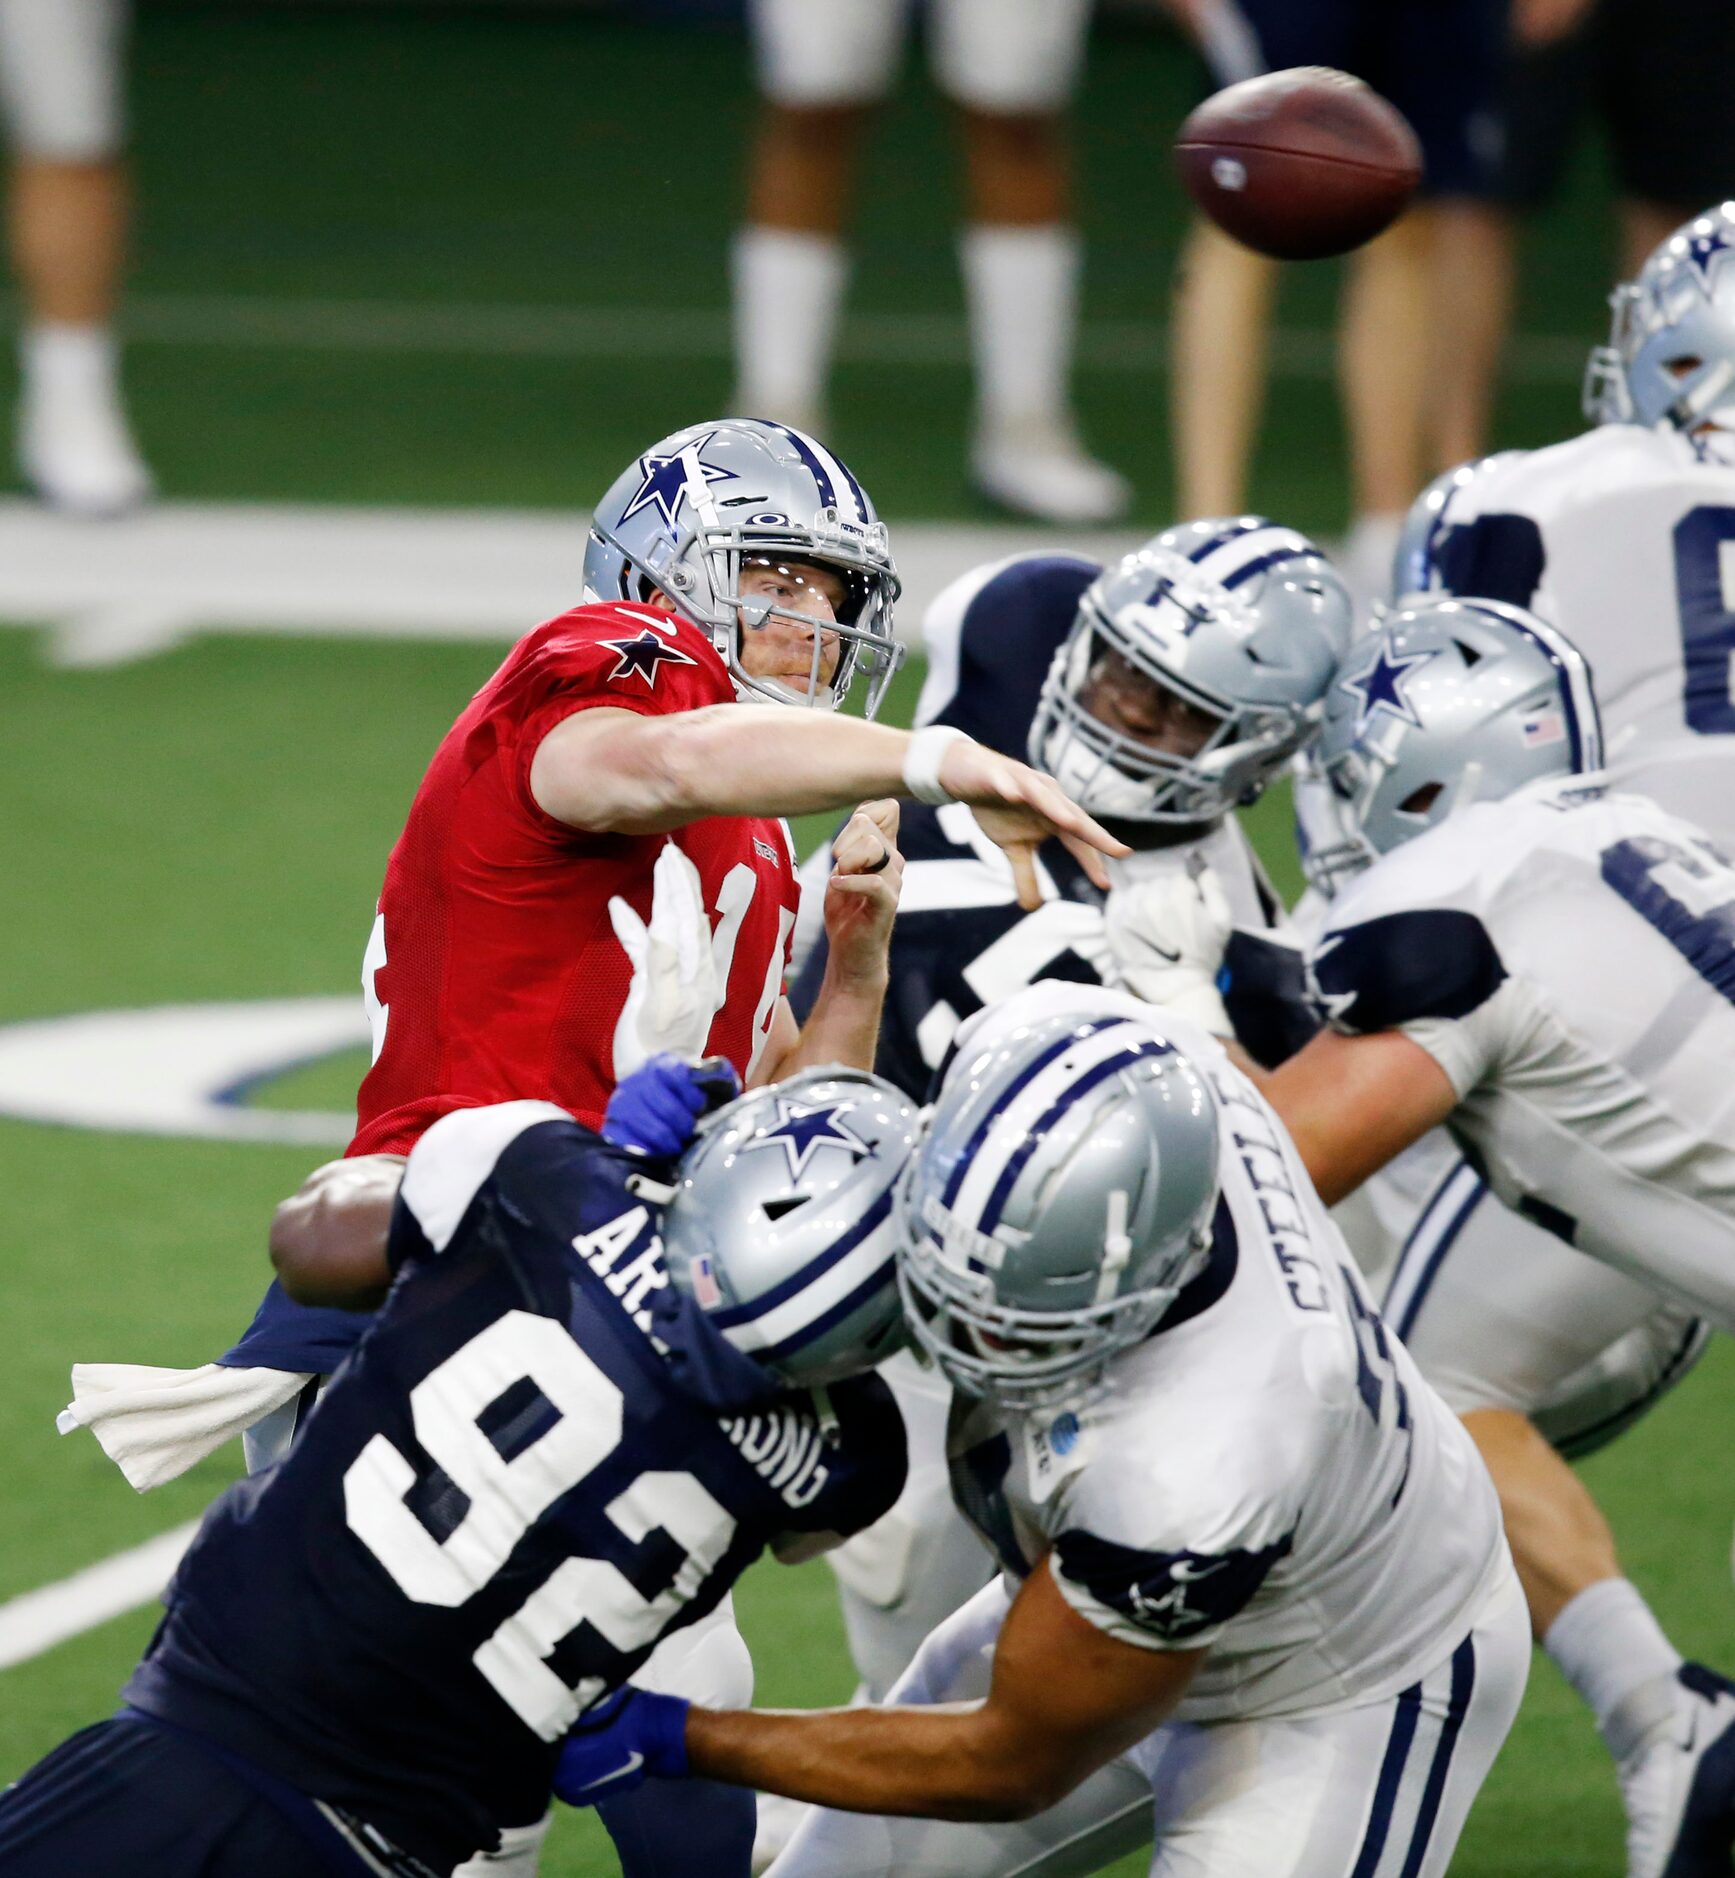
[557,986,1528,1877]
[783,520,1348,1710]
[1241,600,1735,1878]
[1396,202,1735,848]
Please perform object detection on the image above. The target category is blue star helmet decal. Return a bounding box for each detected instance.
[1684,227,1732,288]
[619,432,737,532]
[1340,640,1434,736]
[741,1098,872,1182]
[602,630,699,688]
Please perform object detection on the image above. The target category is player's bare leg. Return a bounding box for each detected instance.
[1337,210,1432,609]
[1170,217,1276,517]
[1427,201,1512,474]
[1465,1407,1735,1878]
[958,103,1128,524]
[732,102,870,438]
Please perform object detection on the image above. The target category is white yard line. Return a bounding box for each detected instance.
[0,1522,197,1671]
[0,499,1140,667]
[0,291,1588,384]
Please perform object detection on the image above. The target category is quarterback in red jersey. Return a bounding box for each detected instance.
[353,415,1126,1155]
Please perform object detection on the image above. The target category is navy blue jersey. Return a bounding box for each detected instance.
[126,1104,904,1872]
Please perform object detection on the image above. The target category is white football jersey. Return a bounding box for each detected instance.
[944,985,1509,1726]
[1310,776,1735,1334]
[1422,427,1735,841]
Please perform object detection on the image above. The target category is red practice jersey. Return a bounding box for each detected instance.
[351,601,801,1155]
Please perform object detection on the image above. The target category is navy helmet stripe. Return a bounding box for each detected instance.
[758,1253,896,1362]
[1219,544,1305,591]
[1348,1680,1423,1878]
[1185,517,1264,562]
[1396,1637,1477,1878]
[939,1017,1131,1207]
[1461,601,1602,773]
[757,419,837,510]
[707,1186,895,1330]
[978,1040,1173,1236]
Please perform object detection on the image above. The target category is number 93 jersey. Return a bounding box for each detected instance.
[122,1103,905,1873]
[1309,777,1735,1334]
[946,991,1509,1724]
[1418,427,1735,844]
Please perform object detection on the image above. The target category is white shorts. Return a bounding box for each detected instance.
[748,0,1093,113]
[768,1564,1531,1878]
[1377,1148,1709,1458]
[0,0,127,161]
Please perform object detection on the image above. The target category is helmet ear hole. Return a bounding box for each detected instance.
[761,1195,807,1222]
[1398,781,1443,815]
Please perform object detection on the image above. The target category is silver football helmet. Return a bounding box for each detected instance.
[583,417,903,715]
[1585,203,1735,467]
[660,1066,921,1388]
[897,1010,1221,1410]
[1390,451,1529,605]
[1028,517,1352,824]
[1318,598,1603,865]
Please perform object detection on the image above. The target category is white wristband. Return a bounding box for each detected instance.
[903,725,971,805]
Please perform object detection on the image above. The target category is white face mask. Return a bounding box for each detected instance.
[1041,720,1161,819]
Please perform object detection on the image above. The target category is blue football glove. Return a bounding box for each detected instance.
[553,1687,692,1807]
[601,1055,741,1159]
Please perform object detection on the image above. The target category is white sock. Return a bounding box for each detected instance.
[959,222,1079,433]
[21,321,121,399]
[731,226,847,426]
[1544,1578,1683,1760]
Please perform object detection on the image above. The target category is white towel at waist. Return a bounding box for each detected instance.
[58,1362,313,1492]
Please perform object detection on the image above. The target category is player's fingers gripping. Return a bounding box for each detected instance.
[832,799,902,879]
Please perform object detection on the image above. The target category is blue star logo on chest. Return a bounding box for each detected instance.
[742,1098,871,1181]
[619,433,737,531]
[1684,228,1732,287]
[600,630,698,689]
[1340,641,1434,735]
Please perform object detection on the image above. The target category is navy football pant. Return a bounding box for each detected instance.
[0,1715,379,1876]
[599,1779,756,1878]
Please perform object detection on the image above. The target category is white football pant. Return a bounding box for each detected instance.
[769,1561,1529,1878]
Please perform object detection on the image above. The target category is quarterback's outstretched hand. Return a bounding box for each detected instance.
[610,841,719,1079]
[554,1687,691,1807]
[1103,857,1234,1035]
[823,798,904,984]
[938,742,1130,911]
[602,1055,742,1159]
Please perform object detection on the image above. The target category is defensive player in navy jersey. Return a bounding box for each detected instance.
[0,1059,916,1876]
[780,517,1349,1728]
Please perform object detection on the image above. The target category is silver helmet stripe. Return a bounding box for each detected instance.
[1192,525,1314,589]
[950,1022,1156,1231]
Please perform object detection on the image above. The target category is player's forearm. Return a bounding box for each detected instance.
[554,706,917,834]
[684,1702,1074,1821]
[766,963,887,1079]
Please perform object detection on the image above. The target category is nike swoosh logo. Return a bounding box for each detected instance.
[584,1751,644,1790]
[1146,943,1182,963]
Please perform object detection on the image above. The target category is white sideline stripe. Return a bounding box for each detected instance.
[0,1522,197,1671]
[0,292,1589,383]
[0,499,1141,667]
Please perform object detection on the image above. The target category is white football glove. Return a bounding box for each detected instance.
[609,841,719,1080]
[1102,856,1234,1035]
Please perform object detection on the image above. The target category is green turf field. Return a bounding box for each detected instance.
[2,7,1730,1876]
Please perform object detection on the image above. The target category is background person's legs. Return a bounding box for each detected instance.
[0,0,151,513]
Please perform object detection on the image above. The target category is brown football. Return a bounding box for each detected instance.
[1175,67,1423,262]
